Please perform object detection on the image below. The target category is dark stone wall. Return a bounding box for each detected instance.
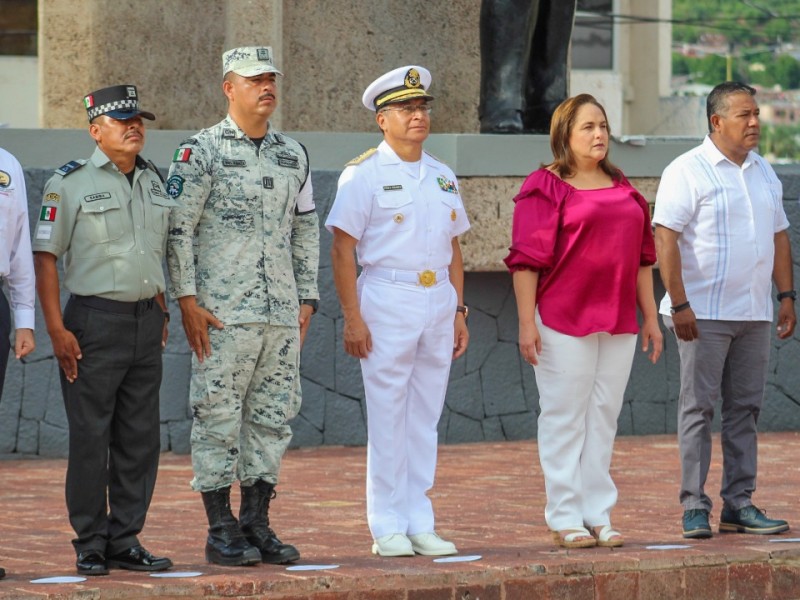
[2,168,799,458]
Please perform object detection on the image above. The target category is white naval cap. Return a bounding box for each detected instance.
[222,46,283,77]
[362,65,434,111]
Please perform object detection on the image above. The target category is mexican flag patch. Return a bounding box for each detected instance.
[173,148,192,162]
[40,206,57,221]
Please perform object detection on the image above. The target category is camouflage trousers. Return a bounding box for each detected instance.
[189,323,301,492]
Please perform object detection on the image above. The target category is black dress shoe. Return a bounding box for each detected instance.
[0,566,5,579]
[76,550,109,576]
[107,545,173,572]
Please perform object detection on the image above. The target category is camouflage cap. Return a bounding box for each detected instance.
[222,46,283,77]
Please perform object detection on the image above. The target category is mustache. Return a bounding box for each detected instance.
[259,92,276,101]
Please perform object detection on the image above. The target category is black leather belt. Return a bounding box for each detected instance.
[72,295,155,316]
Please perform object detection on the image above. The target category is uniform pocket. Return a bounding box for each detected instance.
[375,191,414,231]
[79,194,124,243]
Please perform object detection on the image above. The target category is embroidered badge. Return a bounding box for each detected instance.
[263,177,274,189]
[40,206,57,221]
[451,209,457,221]
[166,175,184,198]
[223,128,237,138]
[45,192,61,202]
[0,170,10,188]
[84,192,111,203]
[346,148,377,166]
[150,181,168,198]
[405,68,421,89]
[278,158,299,169]
[223,159,247,167]
[173,148,192,162]
[383,185,403,191]
[393,213,404,224]
[437,176,458,194]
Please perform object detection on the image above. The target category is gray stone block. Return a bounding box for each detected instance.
[297,379,326,430]
[466,272,510,317]
[481,342,526,417]
[630,401,667,435]
[499,410,536,441]
[437,406,450,440]
[496,291,520,343]
[301,315,336,390]
[445,371,482,421]
[168,419,193,455]
[333,322,364,400]
[16,418,38,454]
[617,400,634,436]
[20,357,52,420]
[38,421,68,458]
[446,411,483,443]
[323,393,367,446]
[160,423,170,452]
[289,414,324,448]
[0,364,22,453]
[159,353,192,421]
[42,371,67,429]
[481,416,505,441]
[464,310,497,375]
[762,387,800,431]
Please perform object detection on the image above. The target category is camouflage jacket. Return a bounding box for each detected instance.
[166,115,319,327]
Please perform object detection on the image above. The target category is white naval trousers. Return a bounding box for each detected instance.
[358,269,457,539]
[533,314,636,531]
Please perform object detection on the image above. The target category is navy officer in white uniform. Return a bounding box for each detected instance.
[326,66,470,557]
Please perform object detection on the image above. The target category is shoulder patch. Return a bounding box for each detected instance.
[55,159,87,177]
[346,148,377,167]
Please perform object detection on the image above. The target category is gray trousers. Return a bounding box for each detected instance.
[665,317,770,512]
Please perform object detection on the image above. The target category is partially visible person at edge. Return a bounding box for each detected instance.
[653,81,795,540]
[32,85,174,576]
[326,65,470,558]
[166,46,319,567]
[0,146,37,581]
[505,93,662,549]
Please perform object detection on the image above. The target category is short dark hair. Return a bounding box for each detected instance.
[706,82,756,133]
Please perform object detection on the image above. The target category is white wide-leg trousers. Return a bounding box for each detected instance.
[534,315,636,531]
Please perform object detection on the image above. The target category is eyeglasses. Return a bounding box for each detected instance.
[380,104,432,116]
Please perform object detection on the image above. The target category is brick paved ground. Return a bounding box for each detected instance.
[1,432,799,599]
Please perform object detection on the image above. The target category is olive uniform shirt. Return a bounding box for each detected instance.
[32,147,176,300]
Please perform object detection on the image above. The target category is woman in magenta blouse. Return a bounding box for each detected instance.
[505,94,662,549]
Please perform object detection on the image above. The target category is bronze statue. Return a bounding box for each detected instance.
[479,0,578,133]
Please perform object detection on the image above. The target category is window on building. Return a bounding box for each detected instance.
[0,0,37,56]
[572,0,613,70]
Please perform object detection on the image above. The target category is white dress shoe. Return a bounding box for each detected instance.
[371,533,414,557]
[408,532,457,556]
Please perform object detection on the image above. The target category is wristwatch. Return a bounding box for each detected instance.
[777,290,797,302]
[456,305,469,320]
[300,299,319,314]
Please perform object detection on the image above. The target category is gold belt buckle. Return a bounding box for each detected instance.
[418,270,436,287]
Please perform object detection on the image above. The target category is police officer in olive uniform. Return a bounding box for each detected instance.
[327,66,470,558]
[166,47,319,567]
[32,85,175,577]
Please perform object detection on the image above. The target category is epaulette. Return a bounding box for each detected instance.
[54,159,87,177]
[346,148,377,167]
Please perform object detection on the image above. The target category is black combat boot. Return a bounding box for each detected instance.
[239,480,300,564]
[201,487,261,566]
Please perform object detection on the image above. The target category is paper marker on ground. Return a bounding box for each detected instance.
[645,545,692,550]
[286,564,341,571]
[30,576,87,584]
[768,538,800,543]
[150,571,204,578]
[433,555,482,563]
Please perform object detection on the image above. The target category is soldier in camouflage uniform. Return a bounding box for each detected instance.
[166,47,319,567]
